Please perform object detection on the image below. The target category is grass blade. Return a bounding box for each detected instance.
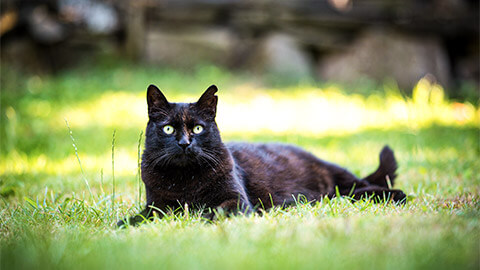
[65,119,94,201]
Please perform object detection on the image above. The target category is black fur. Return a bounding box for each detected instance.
[118,85,406,227]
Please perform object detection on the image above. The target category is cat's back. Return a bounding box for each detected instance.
[226,142,336,206]
[227,142,316,168]
[226,142,330,177]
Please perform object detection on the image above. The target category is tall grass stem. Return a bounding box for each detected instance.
[111,130,116,221]
[137,131,143,208]
[100,168,105,195]
[64,119,94,201]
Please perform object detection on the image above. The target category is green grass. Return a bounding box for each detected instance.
[1,60,479,270]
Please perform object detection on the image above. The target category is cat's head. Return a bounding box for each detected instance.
[144,84,224,168]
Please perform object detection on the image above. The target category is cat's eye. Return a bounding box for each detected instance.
[163,125,174,135]
[193,125,204,134]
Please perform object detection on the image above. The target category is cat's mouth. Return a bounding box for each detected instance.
[170,150,198,166]
[153,146,216,168]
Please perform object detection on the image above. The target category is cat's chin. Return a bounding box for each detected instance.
[169,153,199,167]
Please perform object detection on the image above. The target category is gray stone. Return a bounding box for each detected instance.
[247,33,314,80]
[317,29,451,91]
[144,27,236,68]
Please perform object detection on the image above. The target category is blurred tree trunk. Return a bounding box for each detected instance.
[125,1,145,60]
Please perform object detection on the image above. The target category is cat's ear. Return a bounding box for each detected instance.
[196,85,218,117]
[147,84,169,110]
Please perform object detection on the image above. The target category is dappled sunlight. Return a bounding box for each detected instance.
[217,90,369,134]
[55,80,478,136]
[217,79,478,135]
[61,91,148,129]
[1,149,139,177]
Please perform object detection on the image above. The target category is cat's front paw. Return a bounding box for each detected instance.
[117,218,128,228]
[392,190,407,204]
[201,208,225,222]
[201,211,216,222]
[116,214,151,228]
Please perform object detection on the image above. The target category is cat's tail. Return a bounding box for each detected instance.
[363,145,398,188]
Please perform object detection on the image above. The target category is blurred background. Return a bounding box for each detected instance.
[1,0,479,91]
[0,0,479,199]
[1,2,480,268]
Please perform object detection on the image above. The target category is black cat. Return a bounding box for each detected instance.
[118,85,406,226]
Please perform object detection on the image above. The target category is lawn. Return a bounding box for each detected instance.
[1,60,479,270]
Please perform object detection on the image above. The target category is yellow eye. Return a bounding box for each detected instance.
[163,125,174,135]
[193,125,204,134]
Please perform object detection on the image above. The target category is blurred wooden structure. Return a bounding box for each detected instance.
[123,0,478,89]
[1,0,478,90]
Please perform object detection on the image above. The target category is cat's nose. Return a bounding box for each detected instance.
[178,137,190,150]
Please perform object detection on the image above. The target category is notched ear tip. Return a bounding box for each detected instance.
[207,84,218,94]
[198,84,219,101]
[196,84,219,116]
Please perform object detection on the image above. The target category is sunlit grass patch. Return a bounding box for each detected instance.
[60,92,148,129]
